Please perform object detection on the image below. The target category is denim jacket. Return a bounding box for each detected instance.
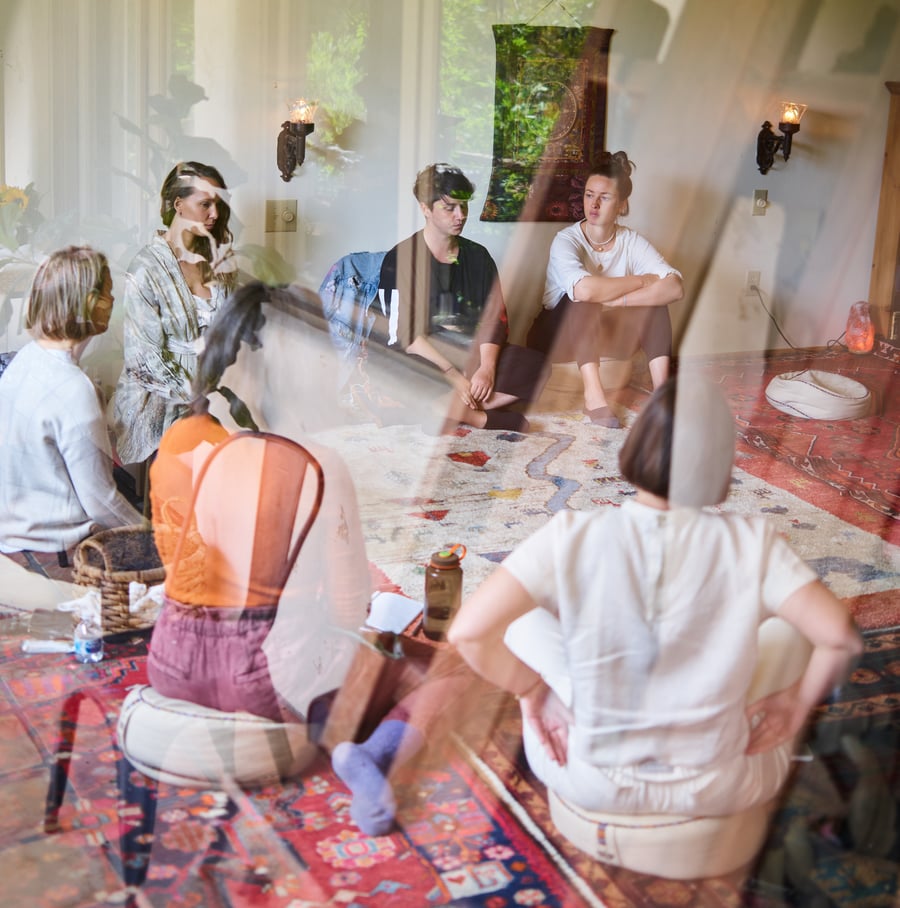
[318,251,391,387]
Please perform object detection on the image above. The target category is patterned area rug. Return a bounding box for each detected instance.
[314,357,900,630]
[0,616,593,907]
[683,348,899,546]
[3,348,897,906]
[2,619,896,907]
[464,630,900,908]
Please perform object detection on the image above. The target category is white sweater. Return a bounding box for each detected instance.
[0,341,142,553]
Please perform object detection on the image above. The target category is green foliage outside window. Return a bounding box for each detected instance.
[439,0,598,160]
[306,5,369,146]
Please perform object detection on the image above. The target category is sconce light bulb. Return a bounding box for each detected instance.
[779,101,807,125]
[288,97,318,125]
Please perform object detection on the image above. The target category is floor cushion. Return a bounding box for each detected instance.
[765,369,871,420]
[117,684,317,787]
[528,618,809,880]
[548,789,774,879]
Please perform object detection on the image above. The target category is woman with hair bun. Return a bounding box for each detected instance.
[0,245,142,554]
[528,151,684,427]
[112,161,238,465]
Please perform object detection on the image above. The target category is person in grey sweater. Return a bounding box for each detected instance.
[0,246,143,555]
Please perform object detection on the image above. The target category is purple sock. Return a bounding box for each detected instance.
[331,720,424,836]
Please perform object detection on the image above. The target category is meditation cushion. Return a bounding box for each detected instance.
[765,369,871,420]
[536,618,810,880]
[117,685,317,787]
[548,789,774,879]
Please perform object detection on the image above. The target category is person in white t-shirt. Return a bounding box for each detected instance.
[449,376,862,817]
[528,151,683,427]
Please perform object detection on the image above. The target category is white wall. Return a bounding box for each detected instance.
[2,0,898,375]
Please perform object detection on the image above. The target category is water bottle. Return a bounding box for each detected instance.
[73,618,104,664]
[423,545,465,641]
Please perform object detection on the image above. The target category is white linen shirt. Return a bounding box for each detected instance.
[542,223,681,310]
[0,341,142,552]
[502,499,817,770]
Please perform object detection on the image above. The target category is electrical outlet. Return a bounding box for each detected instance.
[745,270,761,294]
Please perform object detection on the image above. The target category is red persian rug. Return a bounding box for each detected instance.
[683,347,900,632]
[682,347,899,546]
[468,629,900,908]
[0,614,593,908]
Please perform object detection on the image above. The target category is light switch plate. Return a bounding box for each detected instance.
[752,189,768,216]
[265,200,298,233]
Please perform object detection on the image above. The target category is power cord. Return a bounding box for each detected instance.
[748,284,856,354]
[825,332,850,352]
[746,283,796,348]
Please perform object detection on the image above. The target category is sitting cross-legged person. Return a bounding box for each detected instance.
[374,163,549,433]
[137,281,486,807]
[145,281,372,726]
[449,376,862,826]
[0,245,142,559]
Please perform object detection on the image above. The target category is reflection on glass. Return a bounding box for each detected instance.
[428,261,480,346]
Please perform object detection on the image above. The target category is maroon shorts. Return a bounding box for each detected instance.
[147,596,286,722]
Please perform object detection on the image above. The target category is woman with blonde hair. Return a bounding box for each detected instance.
[0,245,142,555]
[112,161,238,465]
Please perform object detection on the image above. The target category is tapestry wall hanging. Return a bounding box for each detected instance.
[481,24,613,223]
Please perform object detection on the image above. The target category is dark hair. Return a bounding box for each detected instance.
[26,245,110,342]
[618,378,675,498]
[160,161,233,244]
[160,161,235,294]
[413,163,475,207]
[191,281,269,414]
[586,151,635,216]
[619,375,736,506]
[190,280,324,419]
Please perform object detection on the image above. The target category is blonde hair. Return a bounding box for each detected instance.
[26,245,110,342]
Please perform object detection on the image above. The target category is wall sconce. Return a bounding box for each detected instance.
[277,98,318,182]
[756,101,807,175]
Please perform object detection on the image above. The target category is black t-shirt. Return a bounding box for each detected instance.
[378,232,508,350]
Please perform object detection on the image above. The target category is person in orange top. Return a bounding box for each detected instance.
[146,281,372,723]
[149,282,482,836]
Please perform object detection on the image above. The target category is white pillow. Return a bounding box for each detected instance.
[765,369,871,420]
[117,685,317,788]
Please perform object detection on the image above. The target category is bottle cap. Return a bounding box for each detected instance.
[431,549,461,568]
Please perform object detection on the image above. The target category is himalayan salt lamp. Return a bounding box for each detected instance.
[845,301,874,354]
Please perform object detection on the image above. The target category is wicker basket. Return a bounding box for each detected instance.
[153,497,207,599]
[73,525,165,634]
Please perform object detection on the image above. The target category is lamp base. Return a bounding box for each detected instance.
[777,121,800,161]
[277,121,315,182]
[756,121,783,175]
